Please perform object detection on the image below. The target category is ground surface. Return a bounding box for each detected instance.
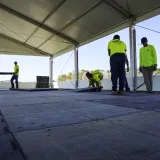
[0,90,160,160]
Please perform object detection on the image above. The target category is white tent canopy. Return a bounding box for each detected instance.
[0,0,159,57]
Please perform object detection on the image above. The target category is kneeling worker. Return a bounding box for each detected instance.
[10,61,19,89]
[86,70,103,91]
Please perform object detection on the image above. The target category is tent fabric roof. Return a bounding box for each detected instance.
[0,0,159,57]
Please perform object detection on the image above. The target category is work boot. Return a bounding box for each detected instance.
[147,91,153,94]
[125,88,130,92]
[118,90,124,95]
[16,84,19,89]
[96,88,102,92]
[111,91,118,95]
[10,85,14,89]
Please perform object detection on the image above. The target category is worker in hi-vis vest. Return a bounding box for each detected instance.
[108,35,126,94]
[139,37,157,93]
[86,70,103,90]
[10,61,19,89]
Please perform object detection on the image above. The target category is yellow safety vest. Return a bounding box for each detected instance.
[14,65,19,76]
[108,39,127,56]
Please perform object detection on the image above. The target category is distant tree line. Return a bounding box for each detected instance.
[58,68,160,82]
[58,69,105,82]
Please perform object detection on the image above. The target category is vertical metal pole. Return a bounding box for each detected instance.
[74,47,79,89]
[133,27,137,90]
[129,19,137,91]
[49,56,53,88]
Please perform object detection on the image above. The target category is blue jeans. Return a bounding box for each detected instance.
[11,75,19,89]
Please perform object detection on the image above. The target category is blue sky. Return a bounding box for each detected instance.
[0,15,159,82]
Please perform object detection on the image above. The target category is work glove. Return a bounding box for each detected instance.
[126,67,129,72]
[139,67,142,73]
[153,64,157,71]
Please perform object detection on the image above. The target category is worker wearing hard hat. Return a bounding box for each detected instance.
[10,61,19,89]
[86,70,103,91]
[139,37,157,93]
[108,35,127,94]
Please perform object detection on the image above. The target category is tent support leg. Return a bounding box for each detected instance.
[74,47,79,89]
[49,56,53,88]
[129,19,137,91]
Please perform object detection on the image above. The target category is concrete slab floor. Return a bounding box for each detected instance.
[15,121,160,160]
[0,90,160,160]
[138,151,160,160]
[108,111,160,137]
[0,133,25,160]
[0,151,25,160]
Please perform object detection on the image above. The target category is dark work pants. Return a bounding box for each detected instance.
[142,66,153,92]
[110,53,125,91]
[90,81,99,87]
[11,75,19,89]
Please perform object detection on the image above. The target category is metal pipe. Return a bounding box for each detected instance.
[74,47,79,89]
[49,56,53,88]
[133,27,137,91]
[129,19,137,91]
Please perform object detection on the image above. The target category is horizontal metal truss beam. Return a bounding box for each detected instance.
[104,0,132,18]
[0,3,78,45]
[60,0,104,31]
[38,0,103,48]
[0,33,51,56]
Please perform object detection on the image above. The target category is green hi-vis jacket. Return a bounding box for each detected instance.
[140,45,157,67]
[88,70,103,87]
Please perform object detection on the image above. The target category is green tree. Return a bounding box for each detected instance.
[66,72,73,80]
[58,69,109,82]
[58,74,67,82]
[79,69,89,80]
[106,70,110,78]
[157,68,160,72]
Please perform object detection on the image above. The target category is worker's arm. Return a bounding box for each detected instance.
[152,45,157,71]
[98,81,102,87]
[88,79,92,87]
[94,74,102,87]
[108,41,111,57]
[152,46,157,65]
[124,43,127,53]
[139,49,142,72]
[125,55,129,72]
[108,49,111,57]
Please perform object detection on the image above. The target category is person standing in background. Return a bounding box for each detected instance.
[10,61,19,89]
[139,37,157,93]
